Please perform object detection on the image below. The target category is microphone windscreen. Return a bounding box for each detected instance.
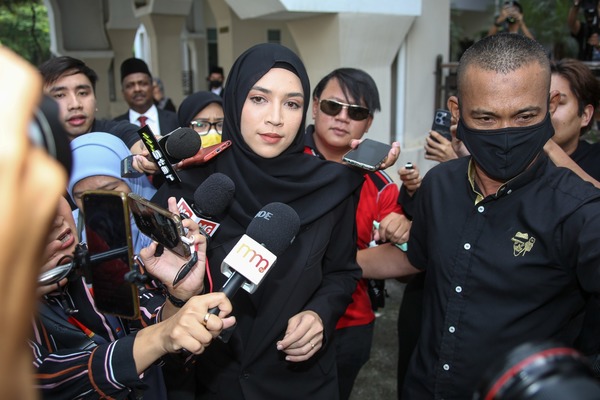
[247,202,300,256]
[193,173,235,217]
[164,127,201,160]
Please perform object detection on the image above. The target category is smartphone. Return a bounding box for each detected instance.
[342,139,392,172]
[203,140,232,162]
[82,190,139,319]
[127,193,191,258]
[177,140,232,170]
[431,109,452,141]
[121,155,144,178]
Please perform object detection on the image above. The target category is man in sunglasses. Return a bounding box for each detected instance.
[304,68,410,400]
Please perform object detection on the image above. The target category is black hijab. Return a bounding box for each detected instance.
[155,43,363,245]
[177,91,223,127]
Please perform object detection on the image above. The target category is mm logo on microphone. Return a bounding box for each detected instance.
[221,234,277,290]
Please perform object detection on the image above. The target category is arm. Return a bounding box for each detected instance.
[31,293,234,399]
[544,139,600,189]
[488,7,509,36]
[568,1,582,35]
[518,17,535,40]
[358,243,420,279]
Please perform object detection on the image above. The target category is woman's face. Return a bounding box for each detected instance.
[190,102,224,148]
[240,67,304,158]
[72,175,131,210]
[38,197,79,295]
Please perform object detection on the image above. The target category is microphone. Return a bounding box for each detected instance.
[177,172,235,238]
[218,202,300,299]
[159,127,202,162]
[137,126,201,183]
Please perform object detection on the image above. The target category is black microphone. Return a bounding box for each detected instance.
[138,125,200,184]
[216,202,300,301]
[177,173,235,239]
[159,127,202,162]
[171,173,236,286]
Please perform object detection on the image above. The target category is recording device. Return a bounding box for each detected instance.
[474,341,600,400]
[342,139,392,171]
[176,140,232,170]
[121,155,144,178]
[158,127,202,163]
[128,194,191,258]
[29,95,72,176]
[581,0,599,15]
[405,162,414,170]
[82,190,140,319]
[218,202,300,298]
[137,125,188,183]
[431,109,452,141]
[177,172,235,239]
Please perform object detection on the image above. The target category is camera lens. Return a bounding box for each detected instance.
[29,95,72,177]
[474,341,600,400]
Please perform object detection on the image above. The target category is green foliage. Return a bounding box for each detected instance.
[517,0,578,59]
[0,0,50,65]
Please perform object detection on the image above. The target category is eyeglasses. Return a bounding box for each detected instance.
[319,99,370,121]
[190,119,224,135]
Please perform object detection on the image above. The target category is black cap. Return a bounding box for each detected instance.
[120,58,152,82]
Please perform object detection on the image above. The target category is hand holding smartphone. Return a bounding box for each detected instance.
[342,139,392,171]
[82,190,139,319]
[127,194,191,258]
[431,109,452,142]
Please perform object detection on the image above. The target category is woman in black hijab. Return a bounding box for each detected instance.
[177,91,224,148]
[153,43,364,399]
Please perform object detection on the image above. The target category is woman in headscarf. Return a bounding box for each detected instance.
[178,91,224,149]
[67,132,157,253]
[153,43,364,399]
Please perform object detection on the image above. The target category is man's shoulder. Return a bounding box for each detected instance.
[93,118,139,148]
[113,112,128,121]
[158,108,178,121]
[543,161,600,204]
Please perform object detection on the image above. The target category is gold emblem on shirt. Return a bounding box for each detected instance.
[511,232,536,257]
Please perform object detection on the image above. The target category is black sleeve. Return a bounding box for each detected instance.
[94,118,141,149]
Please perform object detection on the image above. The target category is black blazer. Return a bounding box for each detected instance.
[192,194,361,400]
[114,108,179,137]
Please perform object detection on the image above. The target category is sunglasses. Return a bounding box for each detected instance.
[190,119,224,135]
[319,99,370,121]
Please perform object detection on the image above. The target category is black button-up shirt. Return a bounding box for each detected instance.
[402,155,600,400]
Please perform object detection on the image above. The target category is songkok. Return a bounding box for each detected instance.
[120,58,152,82]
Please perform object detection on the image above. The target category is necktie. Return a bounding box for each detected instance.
[138,115,148,127]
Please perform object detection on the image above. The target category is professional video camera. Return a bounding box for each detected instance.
[474,341,600,400]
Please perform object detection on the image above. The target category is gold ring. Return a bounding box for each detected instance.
[201,312,211,327]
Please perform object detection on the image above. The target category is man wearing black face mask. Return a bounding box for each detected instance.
[379,33,600,399]
[207,66,225,97]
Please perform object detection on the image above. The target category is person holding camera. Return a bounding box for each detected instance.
[569,0,600,61]
[487,1,534,39]
[31,195,235,400]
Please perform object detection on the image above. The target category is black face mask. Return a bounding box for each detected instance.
[456,113,554,181]
[209,80,223,90]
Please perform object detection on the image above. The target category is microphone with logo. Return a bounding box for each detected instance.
[134,126,201,182]
[208,203,300,341]
[177,172,235,239]
[170,173,236,286]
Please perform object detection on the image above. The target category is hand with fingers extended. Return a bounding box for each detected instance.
[276,310,324,362]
